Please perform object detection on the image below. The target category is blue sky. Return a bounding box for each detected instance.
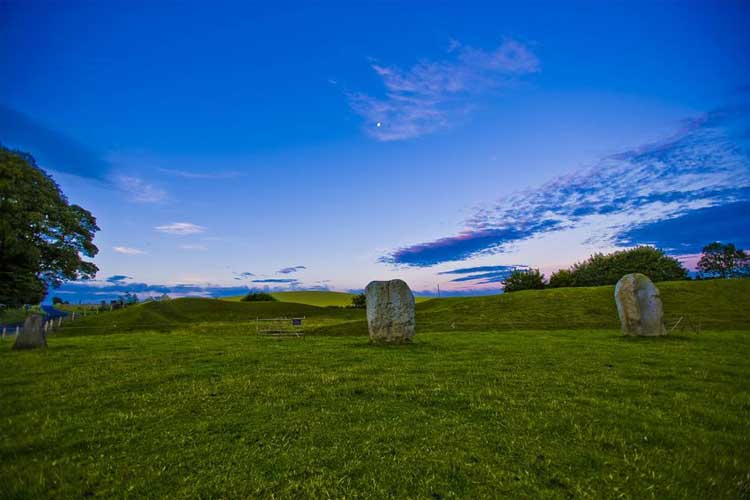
[1,1,748,301]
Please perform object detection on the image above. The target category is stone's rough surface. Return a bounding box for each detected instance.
[614,273,667,336]
[13,314,47,350]
[365,279,416,344]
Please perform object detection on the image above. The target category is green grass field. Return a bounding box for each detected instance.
[1,280,749,498]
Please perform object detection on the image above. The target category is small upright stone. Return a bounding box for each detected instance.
[13,314,47,350]
[614,273,667,336]
[365,279,415,344]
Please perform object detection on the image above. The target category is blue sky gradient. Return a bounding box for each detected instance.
[1,1,748,301]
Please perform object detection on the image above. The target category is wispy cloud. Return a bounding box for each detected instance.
[157,168,243,180]
[252,278,299,284]
[438,264,528,284]
[154,222,206,235]
[383,105,750,266]
[113,246,146,255]
[105,275,132,283]
[277,265,306,274]
[116,176,168,203]
[348,39,539,141]
[232,271,255,281]
[179,244,208,251]
[48,281,256,302]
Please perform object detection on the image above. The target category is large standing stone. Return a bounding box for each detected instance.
[13,314,47,350]
[365,279,415,344]
[614,273,667,336]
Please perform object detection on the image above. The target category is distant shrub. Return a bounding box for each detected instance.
[122,292,139,305]
[241,292,277,302]
[52,296,66,305]
[550,246,687,288]
[350,293,366,308]
[503,269,546,293]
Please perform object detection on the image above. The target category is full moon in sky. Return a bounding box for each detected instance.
[376,122,382,127]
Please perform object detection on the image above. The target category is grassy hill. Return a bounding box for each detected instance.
[223,290,433,307]
[318,279,750,335]
[58,279,750,337]
[60,297,365,335]
[223,290,356,307]
[417,278,750,332]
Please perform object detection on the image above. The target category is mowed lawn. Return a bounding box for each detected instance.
[2,327,749,498]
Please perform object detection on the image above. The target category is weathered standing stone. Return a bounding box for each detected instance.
[365,279,415,344]
[614,273,667,336]
[13,314,47,350]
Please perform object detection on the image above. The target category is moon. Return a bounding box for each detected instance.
[376,122,382,127]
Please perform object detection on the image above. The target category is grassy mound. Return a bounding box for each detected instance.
[317,279,750,336]
[224,291,355,307]
[224,290,434,307]
[417,279,750,332]
[62,279,750,337]
[61,298,364,336]
[273,291,355,307]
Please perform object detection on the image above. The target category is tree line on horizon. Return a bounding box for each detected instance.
[503,243,750,292]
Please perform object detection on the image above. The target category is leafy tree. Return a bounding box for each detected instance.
[548,269,574,288]
[241,292,277,302]
[503,269,546,293]
[0,146,99,308]
[350,293,366,308]
[550,246,687,288]
[697,242,750,278]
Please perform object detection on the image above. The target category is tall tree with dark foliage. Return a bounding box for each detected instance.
[0,146,99,307]
[698,242,749,278]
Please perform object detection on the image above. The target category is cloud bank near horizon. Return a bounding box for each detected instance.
[48,278,325,303]
[383,105,750,267]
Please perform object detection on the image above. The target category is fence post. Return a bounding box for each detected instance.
[15,326,20,336]
[72,312,76,321]
[1,327,5,340]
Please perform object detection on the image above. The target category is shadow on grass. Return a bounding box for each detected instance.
[308,321,368,337]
